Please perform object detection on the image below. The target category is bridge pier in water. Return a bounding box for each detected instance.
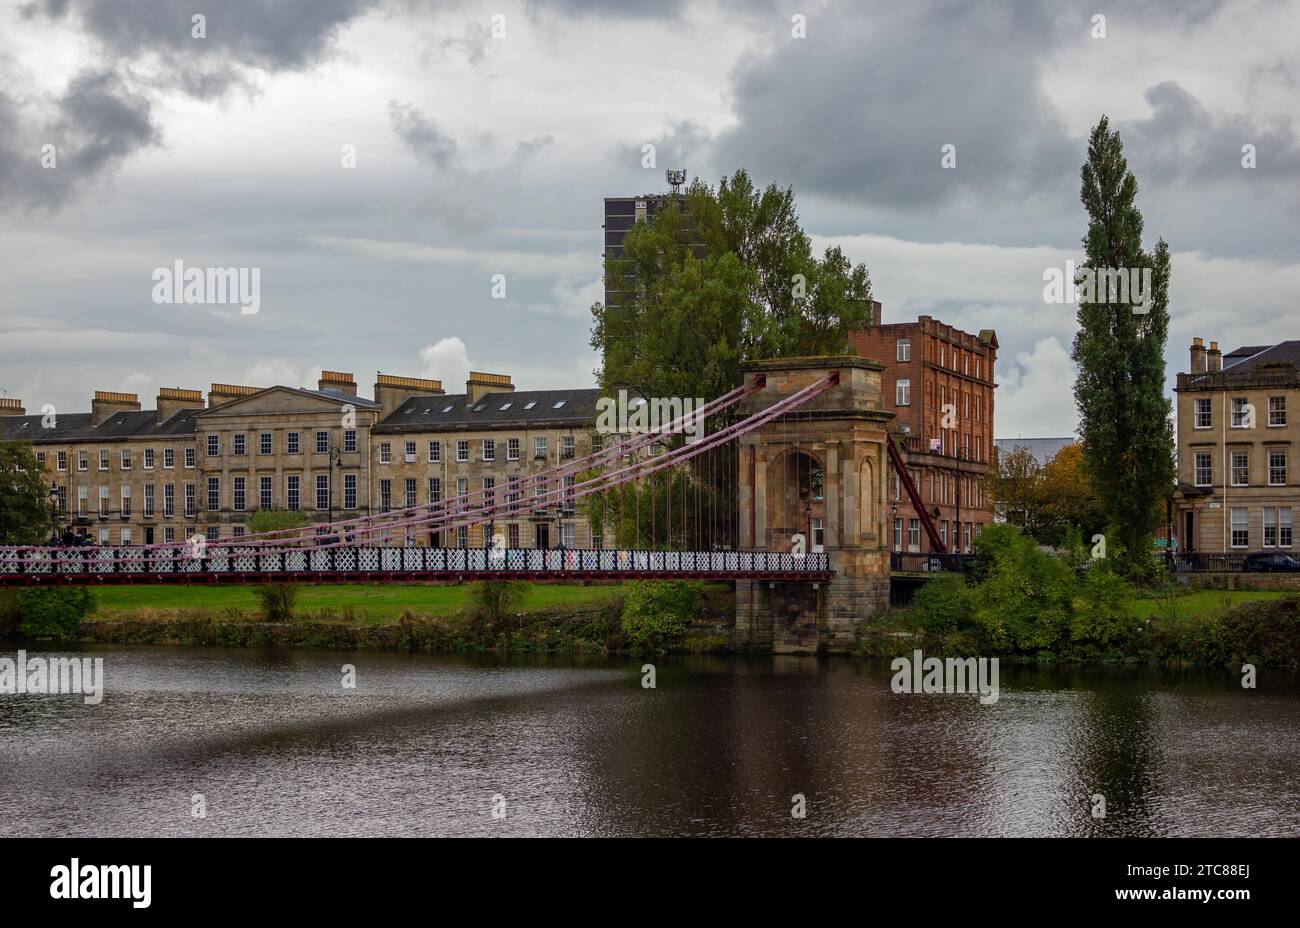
[735,357,893,653]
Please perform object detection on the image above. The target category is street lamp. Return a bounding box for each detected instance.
[48,484,60,544]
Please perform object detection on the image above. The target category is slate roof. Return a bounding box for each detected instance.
[994,437,1075,466]
[1221,341,1300,372]
[1,408,202,444]
[373,389,601,433]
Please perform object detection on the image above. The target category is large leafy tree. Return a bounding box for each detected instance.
[591,170,874,405]
[588,170,873,549]
[0,441,52,544]
[988,446,1045,536]
[1072,117,1174,579]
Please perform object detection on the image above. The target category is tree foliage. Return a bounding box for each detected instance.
[591,169,874,405]
[0,441,51,545]
[1071,117,1175,578]
[620,580,702,651]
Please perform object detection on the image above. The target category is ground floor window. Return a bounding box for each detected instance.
[908,519,920,551]
[1230,507,1249,548]
[1264,506,1293,547]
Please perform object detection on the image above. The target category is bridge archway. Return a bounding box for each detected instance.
[763,448,825,553]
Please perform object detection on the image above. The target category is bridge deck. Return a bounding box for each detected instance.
[0,546,833,587]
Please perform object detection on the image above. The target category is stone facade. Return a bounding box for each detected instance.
[735,357,894,654]
[3,371,600,549]
[1174,338,1300,554]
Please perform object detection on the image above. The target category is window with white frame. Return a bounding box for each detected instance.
[120,449,131,470]
[896,339,910,362]
[143,484,154,517]
[207,477,220,511]
[78,450,88,471]
[233,477,245,511]
[379,442,391,464]
[315,431,328,454]
[534,436,548,459]
[404,441,415,462]
[120,484,131,516]
[233,434,246,455]
[98,486,108,516]
[1231,397,1250,428]
[163,448,174,469]
[184,447,195,468]
[260,432,273,455]
[1230,507,1249,548]
[456,440,469,462]
[1269,396,1286,427]
[344,474,357,510]
[206,434,219,456]
[1231,451,1249,486]
[405,478,417,508]
[562,435,575,459]
[1269,450,1287,485]
[1194,452,1212,486]
[99,450,109,471]
[896,379,911,406]
[260,476,272,510]
[143,448,154,469]
[286,476,300,510]
[184,483,195,516]
[315,475,329,510]
[1264,507,1293,547]
[428,441,441,463]
[287,432,300,454]
[482,439,495,461]
[164,483,174,517]
[507,437,519,461]
[1194,398,1212,429]
[428,477,441,504]
[344,430,357,453]
[908,519,920,551]
[380,479,391,513]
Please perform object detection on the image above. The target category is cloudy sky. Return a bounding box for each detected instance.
[2,0,1298,438]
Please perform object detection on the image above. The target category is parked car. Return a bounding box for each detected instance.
[1241,552,1300,572]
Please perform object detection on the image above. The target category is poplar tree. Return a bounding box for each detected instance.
[1071,117,1174,579]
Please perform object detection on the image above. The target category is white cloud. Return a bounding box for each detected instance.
[418,337,475,389]
[996,337,1078,439]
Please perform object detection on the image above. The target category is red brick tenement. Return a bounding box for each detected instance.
[848,308,998,554]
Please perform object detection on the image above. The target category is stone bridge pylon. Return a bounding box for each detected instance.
[735,357,893,653]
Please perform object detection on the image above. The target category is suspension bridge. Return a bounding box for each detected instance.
[2,357,926,650]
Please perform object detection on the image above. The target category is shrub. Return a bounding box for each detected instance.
[255,583,299,621]
[13,587,97,640]
[969,522,1022,584]
[471,580,529,636]
[971,528,1075,651]
[1072,561,1141,648]
[910,574,974,635]
[620,580,702,651]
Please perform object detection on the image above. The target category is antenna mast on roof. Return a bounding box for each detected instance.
[665,168,686,194]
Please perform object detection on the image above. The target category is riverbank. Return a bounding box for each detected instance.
[16,581,1300,667]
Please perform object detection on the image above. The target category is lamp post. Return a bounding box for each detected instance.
[48,484,61,544]
[891,501,898,552]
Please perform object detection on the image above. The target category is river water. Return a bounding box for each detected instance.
[1,645,1296,837]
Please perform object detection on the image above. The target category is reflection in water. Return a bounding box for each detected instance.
[0,646,1296,837]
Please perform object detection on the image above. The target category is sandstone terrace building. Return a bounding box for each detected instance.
[848,308,998,554]
[1174,337,1300,555]
[1,371,599,549]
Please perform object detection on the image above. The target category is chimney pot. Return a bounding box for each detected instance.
[0,397,26,417]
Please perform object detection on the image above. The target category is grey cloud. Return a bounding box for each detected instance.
[0,68,158,212]
[389,101,459,170]
[1119,81,1300,189]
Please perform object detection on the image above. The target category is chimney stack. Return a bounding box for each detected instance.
[318,370,357,396]
[373,373,444,418]
[1190,337,1207,374]
[156,387,203,423]
[0,397,25,417]
[208,383,260,408]
[1207,341,1222,372]
[466,371,514,404]
[91,391,141,427]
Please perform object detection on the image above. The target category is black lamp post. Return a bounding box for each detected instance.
[48,484,60,544]
[891,501,898,551]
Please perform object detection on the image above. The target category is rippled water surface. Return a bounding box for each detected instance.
[1,645,1297,836]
